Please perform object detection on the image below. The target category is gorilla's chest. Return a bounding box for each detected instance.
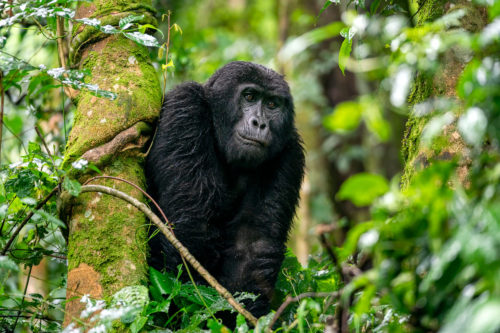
[210,172,258,226]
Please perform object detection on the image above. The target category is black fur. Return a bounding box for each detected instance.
[146,61,304,318]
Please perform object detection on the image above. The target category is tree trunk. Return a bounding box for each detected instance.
[61,0,161,327]
[401,0,488,186]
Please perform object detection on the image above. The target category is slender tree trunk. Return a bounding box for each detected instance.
[61,0,161,327]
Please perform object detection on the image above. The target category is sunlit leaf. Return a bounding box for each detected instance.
[323,101,363,132]
[119,14,144,30]
[361,97,391,141]
[124,31,161,47]
[339,32,353,75]
[337,173,389,206]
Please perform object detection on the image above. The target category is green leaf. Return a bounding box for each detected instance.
[235,314,249,332]
[119,14,144,30]
[63,177,81,197]
[0,256,19,273]
[28,142,42,154]
[361,98,391,141]
[34,210,66,229]
[99,24,120,34]
[323,101,363,132]
[149,267,178,301]
[337,173,389,206]
[124,32,161,48]
[138,23,163,37]
[207,318,229,332]
[5,170,37,198]
[130,315,148,333]
[338,33,353,75]
[76,17,101,28]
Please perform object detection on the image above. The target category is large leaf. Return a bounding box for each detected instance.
[337,173,389,206]
[323,101,363,132]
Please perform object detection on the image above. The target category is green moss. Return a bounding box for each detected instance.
[67,157,149,294]
[415,0,446,25]
[401,0,450,187]
[70,10,157,65]
[63,0,160,306]
[64,35,161,166]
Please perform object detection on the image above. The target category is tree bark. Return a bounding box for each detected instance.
[61,0,161,327]
[401,0,488,186]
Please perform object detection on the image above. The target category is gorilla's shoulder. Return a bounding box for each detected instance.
[159,81,210,125]
[163,82,206,108]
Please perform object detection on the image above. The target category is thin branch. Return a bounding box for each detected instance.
[79,184,259,326]
[83,175,220,321]
[162,11,172,101]
[267,291,340,331]
[35,126,58,177]
[0,314,56,322]
[1,122,28,154]
[1,186,59,256]
[83,175,174,230]
[318,232,356,333]
[13,264,33,330]
[56,16,77,99]
[319,234,341,275]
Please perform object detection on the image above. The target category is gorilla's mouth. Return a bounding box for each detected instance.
[236,133,267,147]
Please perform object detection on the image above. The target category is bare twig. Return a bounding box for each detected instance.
[0,314,56,322]
[79,184,259,326]
[13,264,33,330]
[35,126,58,177]
[1,186,59,256]
[56,16,78,99]
[83,175,221,321]
[267,291,339,331]
[318,231,360,333]
[319,234,341,273]
[84,175,174,230]
[161,11,172,100]
[1,123,31,146]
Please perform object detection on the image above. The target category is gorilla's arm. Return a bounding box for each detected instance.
[146,82,223,272]
[220,134,305,316]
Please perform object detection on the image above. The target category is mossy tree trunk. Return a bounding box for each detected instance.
[62,0,161,327]
[401,0,488,186]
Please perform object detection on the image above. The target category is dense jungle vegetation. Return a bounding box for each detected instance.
[1,0,499,332]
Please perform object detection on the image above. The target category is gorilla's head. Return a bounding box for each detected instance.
[205,61,295,168]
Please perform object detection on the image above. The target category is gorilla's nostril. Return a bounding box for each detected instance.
[260,123,266,130]
[252,119,259,127]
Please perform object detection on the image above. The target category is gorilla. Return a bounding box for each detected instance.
[145,61,304,318]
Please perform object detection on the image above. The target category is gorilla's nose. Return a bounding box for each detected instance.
[249,116,267,130]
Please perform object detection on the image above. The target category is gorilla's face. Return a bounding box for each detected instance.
[206,62,294,169]
[225,84,288,167]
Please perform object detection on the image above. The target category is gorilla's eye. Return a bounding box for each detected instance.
[266,100,278,109]
[244,93,255,102]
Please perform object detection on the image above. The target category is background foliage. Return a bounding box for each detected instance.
[1,0,499,332]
